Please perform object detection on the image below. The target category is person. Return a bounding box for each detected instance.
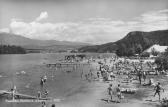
[116,84,122,102]
[110,72,115,81]
[44,90,49,98]
[43,75,47,83]
[40,77,44,89]
[89,69,93,78]
[97,71,100,78]
[85,74,89,81]
[107,84,113,102]
[142,71,146,82]
[37,91,42,99]
[137,70,142,84]
[143,78,154,86]
[42,101,47,107]
[149,78,154,86]
[11,85,17,100]
[153,82,164,101]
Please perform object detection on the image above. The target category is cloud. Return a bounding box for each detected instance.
[8,9,168,44]
[141,9,168,23]
[0,28,10,33]
[36,11,48,22]
[135,9,168,31]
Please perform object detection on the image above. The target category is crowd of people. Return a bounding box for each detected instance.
[39,75,56,107]
[86,55,167,103]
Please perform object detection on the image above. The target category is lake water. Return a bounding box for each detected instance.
[0,53,93,107]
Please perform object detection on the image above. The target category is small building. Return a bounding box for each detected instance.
[144,44,168,53]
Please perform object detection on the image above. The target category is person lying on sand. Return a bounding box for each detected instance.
[143,78,155,86]
[153,82,164,101]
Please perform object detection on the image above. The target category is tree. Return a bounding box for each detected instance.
[155,56,168,71]
[135,44,143,55]
[151,48,159,56]
[164,47,168,56]
[0,45,26,54]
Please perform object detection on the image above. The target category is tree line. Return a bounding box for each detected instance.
[116,44,147,57]
[155,48,168,71]
[0,45,26,54]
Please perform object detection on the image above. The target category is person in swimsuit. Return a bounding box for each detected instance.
[107,84,113,102]
[116,84,122,102]
[142,71,146,82]
[154,82,164,101]
[37,91,42,99]
[97,71,100,78]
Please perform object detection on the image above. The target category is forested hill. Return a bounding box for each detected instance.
[79,30,168,56]
[0,45,26,54]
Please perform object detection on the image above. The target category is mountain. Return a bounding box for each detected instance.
[0,33,90,52]
[79,30,168,56]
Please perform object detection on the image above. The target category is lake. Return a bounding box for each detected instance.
[0,53,93,107]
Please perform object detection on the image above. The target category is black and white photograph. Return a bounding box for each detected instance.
[0,0,168,107]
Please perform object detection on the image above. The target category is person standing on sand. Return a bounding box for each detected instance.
[107,84,113,102]
[153,82,164,101]
[37,91,42,99]
[89,69,93,78]
[43,75,47,83]
[142,71,146,82]
[149,78,154,86]
[116,84,122,102]
[110,71,115,81]
[40,77,44,89]
[97,71,100,79]
[44,90,49,98]
[137,70,142,84]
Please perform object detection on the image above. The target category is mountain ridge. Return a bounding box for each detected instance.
[79,30,168,56]
[0,32,90,51]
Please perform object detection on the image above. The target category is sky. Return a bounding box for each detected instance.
[0,0,168,44]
